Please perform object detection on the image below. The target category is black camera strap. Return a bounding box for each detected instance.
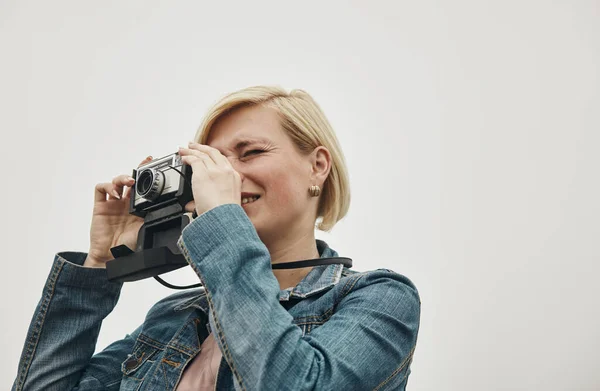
[154,256,353,290]
[271,256,352,269]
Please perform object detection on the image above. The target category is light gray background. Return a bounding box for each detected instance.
[1,1,598,390]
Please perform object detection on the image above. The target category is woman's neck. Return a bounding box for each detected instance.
[264,230,320,290]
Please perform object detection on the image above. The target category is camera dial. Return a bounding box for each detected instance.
[136,168,165,201]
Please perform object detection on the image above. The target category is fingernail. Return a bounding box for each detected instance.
[127,176,134,182]
[112,190,121,199]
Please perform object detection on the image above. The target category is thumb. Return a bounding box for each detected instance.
[184,200,196,213]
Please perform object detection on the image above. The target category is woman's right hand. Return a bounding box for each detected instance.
[83,156,153,268]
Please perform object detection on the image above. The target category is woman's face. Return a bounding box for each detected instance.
[206,104,321,242]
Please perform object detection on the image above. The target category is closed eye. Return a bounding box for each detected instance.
[242,149,265,158]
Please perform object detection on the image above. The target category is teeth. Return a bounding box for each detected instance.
[242,196,259,205]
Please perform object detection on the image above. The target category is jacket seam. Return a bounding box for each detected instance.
[295,319,328,326]
[137,334,166,350]
[397,360,412,386]
[289,264,343,299]
[373,276,421,391]
[293,312,333,324]
[372,345,415,391]
[293,274,365,326]
[336,273,364,307]
[178,241,248,391]
[138,318,199,356]
[166,343,196,357]
[15,259,64,390]
[203,282,247,390]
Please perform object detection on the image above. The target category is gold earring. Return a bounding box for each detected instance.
[309,185,321,197]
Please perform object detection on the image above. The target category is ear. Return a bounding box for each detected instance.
[309,146,332,186]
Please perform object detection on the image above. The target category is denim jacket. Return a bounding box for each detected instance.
[13,204,420,390]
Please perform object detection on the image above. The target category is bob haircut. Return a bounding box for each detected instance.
[193,85,350,232]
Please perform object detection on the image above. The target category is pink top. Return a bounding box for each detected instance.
[176,332,223,390]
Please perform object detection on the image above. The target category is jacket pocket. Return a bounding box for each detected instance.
[120,338,160,388]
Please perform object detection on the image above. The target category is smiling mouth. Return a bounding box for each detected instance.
[241,195,260,205]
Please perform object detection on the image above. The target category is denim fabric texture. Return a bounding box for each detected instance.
[13,204,421,390]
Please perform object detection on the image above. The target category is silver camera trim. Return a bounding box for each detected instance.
[133,153,184,207]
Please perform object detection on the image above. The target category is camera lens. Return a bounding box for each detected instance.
[137,170,153,195]
[136,168,165,201]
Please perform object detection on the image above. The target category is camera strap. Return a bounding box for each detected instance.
[154,256,353,290]
[271,256,352,269]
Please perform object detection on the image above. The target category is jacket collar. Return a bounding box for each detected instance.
[278,239,344,301]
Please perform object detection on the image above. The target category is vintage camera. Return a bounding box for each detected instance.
[106,152,195,284]
[131,152,192,216]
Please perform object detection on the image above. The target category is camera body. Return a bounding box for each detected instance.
[130,152,193,218]
[107,151,194,283]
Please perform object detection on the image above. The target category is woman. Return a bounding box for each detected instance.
[13,86,420,390]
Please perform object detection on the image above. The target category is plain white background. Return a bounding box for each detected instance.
[1,1,598,390]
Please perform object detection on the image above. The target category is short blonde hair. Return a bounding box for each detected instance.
[194,86,350,231]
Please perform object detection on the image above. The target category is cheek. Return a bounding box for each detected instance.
[267,177,299,205]
[262,167,306,206]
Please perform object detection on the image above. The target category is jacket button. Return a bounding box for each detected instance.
[124,352,145,371]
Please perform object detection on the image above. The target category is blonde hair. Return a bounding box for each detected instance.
[194,86,350,231]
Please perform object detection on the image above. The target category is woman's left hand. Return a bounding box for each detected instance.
[179,142,241,217]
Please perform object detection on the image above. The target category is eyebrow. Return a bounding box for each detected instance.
[232,137,271,151]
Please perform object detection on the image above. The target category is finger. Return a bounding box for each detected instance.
[180,146,220,168]
[94,182,108,202]
[184,200,196,213]
[138,155,153,168]
[112,174,136,199]
[186,143,230,167]
[124,156,153,198]
[123,182,133,199]
[95,182,122,202]
[181,154,211,171]
[179,147,211,164]
[94,156,152,203]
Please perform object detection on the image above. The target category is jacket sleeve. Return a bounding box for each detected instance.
[12,252,137,391]
[177,204,421,391]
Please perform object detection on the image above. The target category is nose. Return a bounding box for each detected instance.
[228,156,245,181]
